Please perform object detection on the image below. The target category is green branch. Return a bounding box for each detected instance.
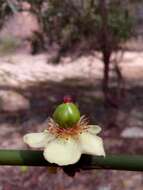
[0,150,143,171]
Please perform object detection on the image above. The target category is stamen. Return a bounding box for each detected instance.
[47,116,89,139]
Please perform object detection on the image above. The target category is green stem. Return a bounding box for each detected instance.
[0,150,143,171]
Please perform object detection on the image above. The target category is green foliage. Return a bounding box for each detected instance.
[24,0,133,55]
[0,36,21,55]
[107,2,133,42]
[0,0,17,29]
[43,0,97,46]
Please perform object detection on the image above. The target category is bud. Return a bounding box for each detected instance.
[53,100,80,128]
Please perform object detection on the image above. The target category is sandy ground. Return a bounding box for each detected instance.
[0,51,143,87]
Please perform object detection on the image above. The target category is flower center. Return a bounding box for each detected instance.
[47,116,89,139]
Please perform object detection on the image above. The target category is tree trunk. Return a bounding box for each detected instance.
[114,60,126,101]
[102,51,111,101]
[98,0,111,103]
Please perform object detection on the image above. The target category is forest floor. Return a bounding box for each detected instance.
[0,51,143,190]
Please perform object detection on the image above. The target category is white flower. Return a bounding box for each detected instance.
[23,117,105,166]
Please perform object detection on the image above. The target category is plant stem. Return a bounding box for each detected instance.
[0,150,143,171]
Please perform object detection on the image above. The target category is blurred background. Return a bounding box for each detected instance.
[0,0,143,189]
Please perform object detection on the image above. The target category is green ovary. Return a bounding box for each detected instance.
[53,103,80,128]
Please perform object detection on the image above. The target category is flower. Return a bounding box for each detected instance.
[23,116,105,166]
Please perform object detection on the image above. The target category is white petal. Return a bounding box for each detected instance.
[88,125,102,135]
[43,138,81,166]
[23,132,54,148]
[79,132,105,156]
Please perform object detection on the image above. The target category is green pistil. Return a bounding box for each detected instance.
[53,102,80,128]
